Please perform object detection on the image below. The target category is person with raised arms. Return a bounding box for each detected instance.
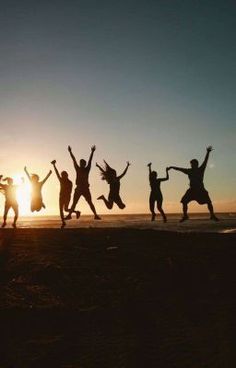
[51,160,80,228]
[0,176,22,228]
[169,146,219,222]
[24,166,52,212]
[96,160,130,210]
[148,163,169,222]
[65,145,101,220]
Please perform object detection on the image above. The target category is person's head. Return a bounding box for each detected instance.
[150,171,157,180]
[190,159,199,169]
[4,177,13,185]
[31,174,40,183]
[61,171,69,179]
[80,159,86,168]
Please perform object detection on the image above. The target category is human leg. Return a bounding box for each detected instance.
[97,195,113,209]
[207,200,219,221]
[149,194,156,221]
[12,204,18,228]
[157,203,167,223]
[65,188,81,220]
[84,190,101,219]
[2,203,10,227]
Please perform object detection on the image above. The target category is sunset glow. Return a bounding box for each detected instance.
[13,174,31,216]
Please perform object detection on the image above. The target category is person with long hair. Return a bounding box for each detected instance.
[96,160,130,210]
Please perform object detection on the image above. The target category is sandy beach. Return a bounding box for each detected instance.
[0,217,236,367]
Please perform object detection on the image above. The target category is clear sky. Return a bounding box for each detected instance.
[0,0,235,215]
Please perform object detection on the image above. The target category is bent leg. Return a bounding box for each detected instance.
[157,204,167,222]
[66,189,81,219]
[115,195,126,209]
[98,195,113,209]
[149,194,156,221]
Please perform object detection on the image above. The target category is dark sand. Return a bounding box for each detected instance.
[0,228,236,367]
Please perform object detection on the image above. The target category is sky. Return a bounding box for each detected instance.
[0,0,235,215]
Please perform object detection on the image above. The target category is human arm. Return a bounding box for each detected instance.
[201,146,213,171]
[168,166,189,175]
[118,161,130,179]
[159,167,170,182]
[96,162,105,174]
[87,145,96,171]
[24,166,31,181]
[68,146,79,170]
[41,170,52,185]
[51,160,61,181]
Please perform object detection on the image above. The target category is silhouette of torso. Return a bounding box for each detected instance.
[110,178,120,197]
[76,167,90,189]
[2,185,18,204]
[60,178,72,196]
[187,166,205,190]
[150,178,162,197]
[31,182,43,200]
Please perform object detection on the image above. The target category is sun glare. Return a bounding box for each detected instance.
[13,174,31,216]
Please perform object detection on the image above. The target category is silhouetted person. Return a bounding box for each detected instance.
[51,160,80,228]
[0,176,20,228]
[169,146,219,222]
[148,163,169,222]
[24,166,52,212]
[65,145,101,220]
[96,160,130,209]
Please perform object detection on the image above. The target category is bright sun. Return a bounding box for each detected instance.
[13,174,31,216]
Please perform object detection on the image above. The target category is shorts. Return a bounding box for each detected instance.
[181,188,211,205]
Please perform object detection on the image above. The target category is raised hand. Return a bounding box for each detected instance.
[207,146,213,152]
[147,163,152,167]
[68,146,72,152]
[127,161,130,166]
[91,145,96,152]
[51,160,56,165]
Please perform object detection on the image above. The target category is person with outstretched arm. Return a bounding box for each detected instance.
[96,160,130,209]
[148,163,169,222]
[51,160,80,228]
[65,145,101,220]
[169,146,219,222]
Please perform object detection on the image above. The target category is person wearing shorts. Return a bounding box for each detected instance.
[169,146,219,222]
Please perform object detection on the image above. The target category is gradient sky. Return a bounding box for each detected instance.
[0,0,235,215]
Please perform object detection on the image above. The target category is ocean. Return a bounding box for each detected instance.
[11,213,236,233]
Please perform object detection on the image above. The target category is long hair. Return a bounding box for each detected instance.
[100,161,117,184]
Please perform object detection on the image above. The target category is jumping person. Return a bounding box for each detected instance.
[169,146,219,222]
[96,160,130,209]
[148,163,169,222]
[51,160,80,228]
[24,166,52,212]
[0,176,20,228]
[65,145,101,220]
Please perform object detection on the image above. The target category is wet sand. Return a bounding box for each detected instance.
[0,226,236,367]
